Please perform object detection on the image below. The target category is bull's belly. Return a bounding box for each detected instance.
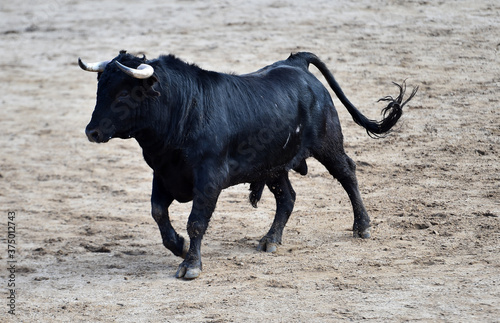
[225,142,304,185]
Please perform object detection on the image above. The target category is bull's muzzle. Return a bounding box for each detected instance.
[85,126,107,143]
[85,118,115,143]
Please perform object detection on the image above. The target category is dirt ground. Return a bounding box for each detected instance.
[1,0,499,322]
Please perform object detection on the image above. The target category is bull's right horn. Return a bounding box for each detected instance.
[115,61,154,79]
[78,58,110,72]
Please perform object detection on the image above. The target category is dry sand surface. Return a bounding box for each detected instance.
[1,0,499,322]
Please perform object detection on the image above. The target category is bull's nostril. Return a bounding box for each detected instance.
[86,128,101,143]
[91,131,100,141]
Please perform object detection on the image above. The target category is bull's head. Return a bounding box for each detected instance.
[79,50,160,143]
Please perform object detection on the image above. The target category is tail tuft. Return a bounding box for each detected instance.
[370,81,419,138]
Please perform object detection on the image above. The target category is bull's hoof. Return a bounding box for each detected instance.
[257,237,279,253]
[353,228,371,239]
[175,264,201,280]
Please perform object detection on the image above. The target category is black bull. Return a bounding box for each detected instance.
[79,51,417,279]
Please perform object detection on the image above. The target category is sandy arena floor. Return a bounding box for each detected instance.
[1,0,499,321]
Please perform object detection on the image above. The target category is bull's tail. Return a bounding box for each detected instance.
[294,52,418,138]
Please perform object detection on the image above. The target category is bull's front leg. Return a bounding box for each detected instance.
[175,177,221,280]
[151,176,189,258]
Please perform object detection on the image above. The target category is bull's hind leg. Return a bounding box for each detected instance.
[314,138,371,238]
[258,173,296,252]
[151,175,189,258]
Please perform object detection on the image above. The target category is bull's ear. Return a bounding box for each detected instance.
[145,75,161,97]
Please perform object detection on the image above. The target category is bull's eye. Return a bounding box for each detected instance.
[117,90,129,99]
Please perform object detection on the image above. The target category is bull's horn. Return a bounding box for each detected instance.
[78,58,110,72]
[115,61,154,79]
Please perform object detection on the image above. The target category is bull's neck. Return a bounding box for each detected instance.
[134,89,202,155]
[134,128,168,153]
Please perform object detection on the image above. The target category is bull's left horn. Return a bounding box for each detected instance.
[115,61,154,79]
[78,58,110,72]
